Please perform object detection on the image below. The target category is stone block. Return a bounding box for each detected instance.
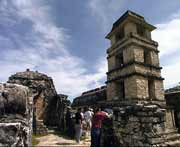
[0,83,32,146]
[154,80,164,100]
[107,82,117,100]
[133,47,144,63]
[124,22,137,36]
[150,51,159,66]
[125,76,137,98]
[123,47,134,64]
[0,123,30,147]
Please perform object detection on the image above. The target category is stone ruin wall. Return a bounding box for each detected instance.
[72,86,107,109]
[8,70,57,126]
[72,11,180,147]
[0,70,71,146]
[0,83,32,146]
[7,70,70,129]
[103,10,180,147]
[165,89,180,132]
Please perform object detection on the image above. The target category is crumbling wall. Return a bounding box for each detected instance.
[45,94,69,127]
[100,103,180,147]
[8,70,69,130]
[0,83,32,147]
[8,70,57,125]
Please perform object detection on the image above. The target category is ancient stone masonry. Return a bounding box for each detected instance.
[8,69,56,123]
[8,69,70,134]
[46,94,70,129]
[100,10,180,146]
[165,86,180,132]
[72,86,107,109]
[0,83,32,146]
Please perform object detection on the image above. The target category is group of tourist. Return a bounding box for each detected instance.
[66,106,112,147]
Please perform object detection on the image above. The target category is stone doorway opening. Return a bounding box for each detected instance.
[33,91,45,121]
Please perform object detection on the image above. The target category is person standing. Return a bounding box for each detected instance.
[65,107,74,138]
[91,108,108,147]
[84,107,93,136]
[75,108,83,144]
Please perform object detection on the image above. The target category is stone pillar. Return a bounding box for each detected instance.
[0,83,32,146]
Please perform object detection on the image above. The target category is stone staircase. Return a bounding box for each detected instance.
[164,132,180,146]
[35,120,48,135]
[155,130,180,146]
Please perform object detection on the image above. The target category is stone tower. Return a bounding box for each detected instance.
[104,11,180,146]
[106,11,164,103]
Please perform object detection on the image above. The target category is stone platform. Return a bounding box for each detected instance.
[101,102,180,147]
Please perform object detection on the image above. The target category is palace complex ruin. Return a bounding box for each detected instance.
[72,11,180,146]
[0,10,180,146]
[8,70,70,129]
[0,70,70,146]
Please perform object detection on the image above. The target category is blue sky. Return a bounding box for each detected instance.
[0,0,180,100]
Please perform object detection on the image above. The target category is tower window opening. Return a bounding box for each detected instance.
[116,81,125,99]
[116,53,124,68]
[144,50,151,65]
[116,27,124,41]
[148,80,155,99]
[137,24,146,37]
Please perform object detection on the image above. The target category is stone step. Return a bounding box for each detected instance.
[165,140,180,146]
[166,133,180,142]
[34,120,48,135]
[154,133,180,146]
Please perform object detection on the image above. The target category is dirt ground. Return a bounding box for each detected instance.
[35,133,91,147]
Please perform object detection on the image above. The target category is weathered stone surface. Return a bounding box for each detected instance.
[0,83,32,147]
[72,86,106,108]
[70,11,180,147]
[0,83,29,116]
[0,123,30,147]
[46,94,70,128]
[8,70,70,133]
[165,87,180,131]
[8,70,57,124]
[101,103,168,147]
[102,10,180,147]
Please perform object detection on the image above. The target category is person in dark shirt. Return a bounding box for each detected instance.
[91,108,108,147]
[65,107,74,138]
[75,108,83,144]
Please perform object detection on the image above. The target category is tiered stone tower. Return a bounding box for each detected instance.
[106,11,164,103]
[104,11,180,146]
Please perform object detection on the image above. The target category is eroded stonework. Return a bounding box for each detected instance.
[72,11,180,146]
[8,70,57,124]
[72,86,107,108]
[8,70,70,134]
[0,83,32,146]
[103,10,180,146]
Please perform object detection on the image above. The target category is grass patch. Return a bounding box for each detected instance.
[32,133,47,146]
[32,135,40,146]
[56,142,76,145]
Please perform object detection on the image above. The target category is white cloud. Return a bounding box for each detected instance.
[88,0,125,31]
[153,19,180,57]
[0,0,107,100]
[152,12,180,89]
[162,63,180,89]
